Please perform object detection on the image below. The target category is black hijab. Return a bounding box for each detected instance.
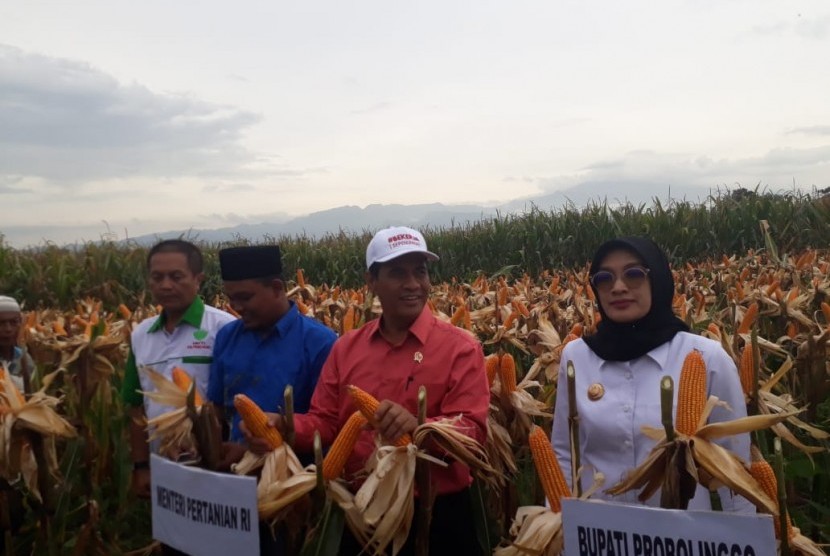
[583,236,689,361]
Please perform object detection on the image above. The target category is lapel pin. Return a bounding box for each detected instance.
[414,351,423,363]
[587,383,605,401]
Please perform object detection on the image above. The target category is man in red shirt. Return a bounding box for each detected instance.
[253,226,489,555]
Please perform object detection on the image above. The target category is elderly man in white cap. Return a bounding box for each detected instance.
[249,226,490,556]
[0,295,35,391]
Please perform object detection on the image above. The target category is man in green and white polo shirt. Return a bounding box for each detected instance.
[121,239,236,499]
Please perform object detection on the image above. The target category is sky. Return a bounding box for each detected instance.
[1,1,829,248]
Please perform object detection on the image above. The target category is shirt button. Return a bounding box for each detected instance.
[622,404,631,412]
[624,440,632,447]
[625,372,633,380]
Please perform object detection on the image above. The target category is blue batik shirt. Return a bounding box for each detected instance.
[208,302,337,441]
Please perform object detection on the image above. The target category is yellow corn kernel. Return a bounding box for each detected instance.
[528,425,571,512]
[233,394,282,450]
[322,411,368,480]
[675,350,707,436]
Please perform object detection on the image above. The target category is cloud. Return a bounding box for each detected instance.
[787,125,830,136]
[201,183,257,194]
[350,102,391,115]
[795,14,830,39]
[0,44,263,183]
[534,145,830,197]
[750,13,830,39]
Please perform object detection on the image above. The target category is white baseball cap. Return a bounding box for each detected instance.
[365,226,439,269]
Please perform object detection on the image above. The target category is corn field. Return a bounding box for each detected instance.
[1,190,829,554]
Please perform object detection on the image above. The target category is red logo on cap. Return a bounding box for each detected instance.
[388,233,418,244]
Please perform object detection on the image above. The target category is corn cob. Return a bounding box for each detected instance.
[296,268,306,288]
[118,303,132,320]
[512,299,530,318]
[502,310,518,330]
[821,302,830,328]
[499,353,518,394]
[322,411,368,480]
[738,345,754,398]
[675,350,707,436]
[497,286,508,306]
[569,322,583,337]
[528,425,571,512]
[795,250,815,270]
[171,367,203,406]
[749,459,793,540]
[346,385,411,446]
[450,305,466,326]
[233,394,283,450]
[0,367,26,406]
[342,306,356,333]
[737,302,759,335]
[485,354,500,388]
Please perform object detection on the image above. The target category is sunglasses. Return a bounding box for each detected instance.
[590,266,650,291]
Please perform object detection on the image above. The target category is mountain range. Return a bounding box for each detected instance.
[131,181,719,245]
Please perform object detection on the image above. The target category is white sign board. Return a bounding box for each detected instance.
[150,454,259,556]
[562,498,775,556]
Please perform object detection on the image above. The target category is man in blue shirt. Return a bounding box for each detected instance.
[208,245,336,469]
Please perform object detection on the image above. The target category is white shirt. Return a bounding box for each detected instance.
[132,304,236,423]
[551,331,753,512]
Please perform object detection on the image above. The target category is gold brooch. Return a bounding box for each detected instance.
[587,383,605,401]
[413,351,423,363]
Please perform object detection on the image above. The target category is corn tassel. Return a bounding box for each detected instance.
[233,394,283,450]
[675,350,706,436]
[346,385,411,446]
[499,353,518,394]
[171,367,203,406]
[322,411,368,480]
[528,425,571,512]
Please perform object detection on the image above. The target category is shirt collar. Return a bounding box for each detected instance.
[597,339,670,369]
[147,297,206,333]
[644,340,671,368]
[371,304,433,345]
[272,302,300,337]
